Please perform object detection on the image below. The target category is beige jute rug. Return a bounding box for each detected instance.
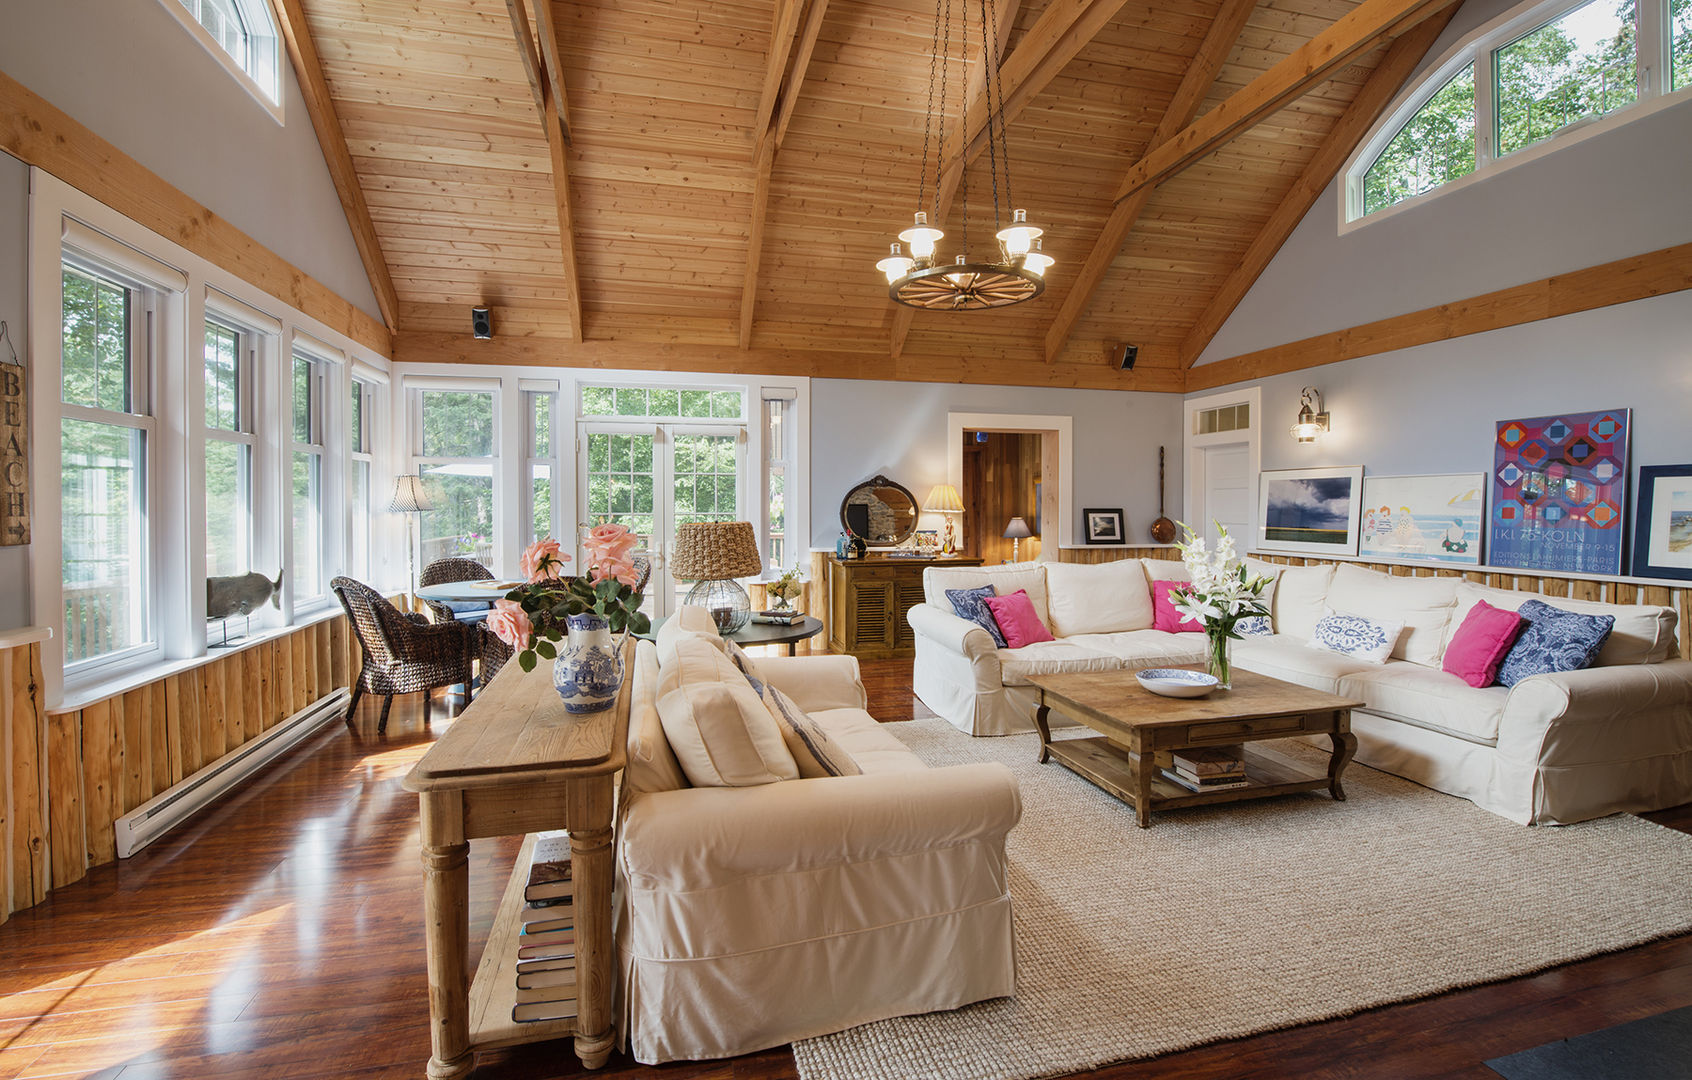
[791,720,1692,1080]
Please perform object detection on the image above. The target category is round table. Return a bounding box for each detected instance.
[645,613,824,656]
[415,580,522,604]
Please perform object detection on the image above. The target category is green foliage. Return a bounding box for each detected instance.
[292,356,313,443]
[420,390,494,457]
[1363,64,1477,215]
[61,269,130,413]
[1496,0,1635,156]
[205,323,239,431]
[1675,0,1692,89]
[578,385,743,421]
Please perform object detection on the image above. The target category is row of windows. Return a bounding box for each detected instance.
[1354,0,1691,219]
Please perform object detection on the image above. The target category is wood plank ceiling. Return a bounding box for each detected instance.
[294,0,1454,390]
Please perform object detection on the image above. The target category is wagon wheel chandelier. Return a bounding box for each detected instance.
[874,0,1054,310]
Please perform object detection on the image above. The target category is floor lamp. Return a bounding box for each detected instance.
[389,475,433,605]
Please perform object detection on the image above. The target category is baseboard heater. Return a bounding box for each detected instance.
[114,688,351,858]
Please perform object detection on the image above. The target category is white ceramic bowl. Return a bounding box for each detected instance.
[1134,668,1220,698]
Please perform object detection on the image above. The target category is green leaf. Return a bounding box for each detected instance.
[518,651,537,673]
[535,639,556,659]
[629,612,651,635]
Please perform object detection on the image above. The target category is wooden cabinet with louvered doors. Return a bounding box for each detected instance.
[827,556,982,659]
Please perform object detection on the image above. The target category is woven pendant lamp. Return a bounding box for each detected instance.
[670,521,763,633]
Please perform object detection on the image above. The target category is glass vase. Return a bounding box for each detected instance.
[552,613,624,714]
[1205,626,1234,690]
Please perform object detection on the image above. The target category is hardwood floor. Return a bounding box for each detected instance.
[2,657,1689,1079]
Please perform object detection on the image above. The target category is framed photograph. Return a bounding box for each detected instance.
[1632,465,1692,581]
[1490,409,1630,575]
[914,529,940,554]
[1083,508,1124,545]
[1359,473,1486,566]
[1255,466,1365,556]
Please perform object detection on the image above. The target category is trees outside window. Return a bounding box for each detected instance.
[204,319,254,581]
[292,354,326,601]
[1495,0,1636,156]
[415,389,497,567]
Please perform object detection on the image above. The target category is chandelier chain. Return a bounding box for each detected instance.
[918,0,943,217]
[985,0,1013,227]
[982,0,1002,241]
[957,0,968,260]
[933,0,952,228]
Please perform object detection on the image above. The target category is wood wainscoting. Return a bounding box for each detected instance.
[0,614,358,922]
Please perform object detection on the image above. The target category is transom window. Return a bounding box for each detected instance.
[1348,0,1688,222]
[160,0,282,111]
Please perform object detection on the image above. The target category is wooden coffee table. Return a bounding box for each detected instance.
[1027,667,1363,827]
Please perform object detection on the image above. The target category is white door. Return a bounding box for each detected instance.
[578,423,745,618]
[1195,443,1251,548]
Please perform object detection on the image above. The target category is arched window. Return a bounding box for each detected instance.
[1345,0,1689,224]
[161,0,282,114]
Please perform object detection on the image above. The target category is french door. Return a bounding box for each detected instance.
[577,423,745,617]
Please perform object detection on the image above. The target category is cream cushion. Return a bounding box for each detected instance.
[995,640,1122,686]
[1043,560,1154,636]
[1231,633,1380,695]
[811,708,933,774]
[1065,629,1208,668]
[1140,557,1190,583]
[924,562,1051,624]
[1325,563,1458,667]
[1271,563,1337,641]
[1339,664,1510,745]
[1446,582,1677,667]
[656,636,799,787]
[627,643,690,795]
[656,604,725,667]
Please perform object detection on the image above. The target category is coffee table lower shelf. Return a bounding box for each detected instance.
[466,833,579,1052]
[1047,736,1335,817]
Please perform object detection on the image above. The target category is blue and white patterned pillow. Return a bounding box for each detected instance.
[1309,609,1403,663]
[1236,615,1274,637]
[946,585,1007,648]
[1496,599,1614,688]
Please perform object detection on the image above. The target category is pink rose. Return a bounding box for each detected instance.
[584,522,639,564]
[520,537,570,583]
[591,555,640,588]
[487,599,533,648]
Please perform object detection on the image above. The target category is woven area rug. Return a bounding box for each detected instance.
[791,720,1692,1080]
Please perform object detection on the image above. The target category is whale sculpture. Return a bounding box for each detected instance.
[207,569,284,644]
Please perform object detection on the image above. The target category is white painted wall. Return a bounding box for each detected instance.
[809,379,1183,551]
[0,0,381,322]
[0,151,29,629]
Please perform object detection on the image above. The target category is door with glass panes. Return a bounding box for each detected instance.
[578,422,745,618]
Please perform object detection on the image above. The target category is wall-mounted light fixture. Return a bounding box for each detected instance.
[1292,387,1330,443]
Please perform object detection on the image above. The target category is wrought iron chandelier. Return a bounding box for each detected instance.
[875,0,1054,310]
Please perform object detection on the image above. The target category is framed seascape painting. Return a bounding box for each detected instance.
[1359,473,1486,566]
[1632,465,1692,581]
[1255,467,1364,556]
[1490,409,1630,575]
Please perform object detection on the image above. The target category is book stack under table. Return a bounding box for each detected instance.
[1159,745,1249,793]
[510,832,577,1023]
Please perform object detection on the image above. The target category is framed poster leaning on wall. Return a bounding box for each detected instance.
[1490,409,1630,575]
[1632,465,1692,581]
[1359,473,1486,566]
[1254,466,1364,557]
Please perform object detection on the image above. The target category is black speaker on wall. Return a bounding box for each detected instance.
[471,306,492,340]
[1118,344,1138,371]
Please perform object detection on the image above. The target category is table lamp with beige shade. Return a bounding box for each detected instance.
[670,521,763,633]
[924,483,965,556]
[389,474,434,601]
[1003,516,1033,563]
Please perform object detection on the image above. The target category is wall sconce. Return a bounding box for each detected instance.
[1292,387,1330,443]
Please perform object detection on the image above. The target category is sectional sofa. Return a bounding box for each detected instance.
[908,558,1692,824]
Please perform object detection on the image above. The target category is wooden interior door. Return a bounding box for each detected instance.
[963,431,1043,563]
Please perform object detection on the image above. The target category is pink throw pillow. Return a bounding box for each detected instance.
[1442,600,1527,688]
[982,589,1055,649]
[1151,580,1204,634]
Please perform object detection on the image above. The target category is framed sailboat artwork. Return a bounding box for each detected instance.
[1359,473,1487,566]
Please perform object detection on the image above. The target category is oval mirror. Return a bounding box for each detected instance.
[840,474,920,547]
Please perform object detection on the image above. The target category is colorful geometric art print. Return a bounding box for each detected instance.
[1490,409,1631,574]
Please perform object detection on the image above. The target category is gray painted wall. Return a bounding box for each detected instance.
[0,0,381,321]
[0,150,27,629]
[809,379,1183,551]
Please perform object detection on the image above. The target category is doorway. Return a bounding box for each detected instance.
[1182,388,1261,550]
[963,431,1042,563]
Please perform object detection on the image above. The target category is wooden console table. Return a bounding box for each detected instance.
[403,639,632,1077]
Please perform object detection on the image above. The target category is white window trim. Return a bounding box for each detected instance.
[289,351,331,611]
[408,380,504,578]
[1181,387,1263,550]
[152,0,285,122]
[28,169,390,709]
[201,314,262,595]
[1340,0,1690,233]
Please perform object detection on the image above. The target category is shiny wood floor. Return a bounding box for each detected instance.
[3,657,1690,1079]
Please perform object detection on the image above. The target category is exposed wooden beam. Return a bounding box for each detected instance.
[509,0,584,342]
[1185,240,1692,392]
[1112,0,1463,204]
[1178,11,1454,368]
[772,0,832,148]
[1041,0,1258,363]
[393,332,1189,393]
[891,0,1118,359]
[741,0,815,350]
[272,0,399,331]
[0,70,390,356]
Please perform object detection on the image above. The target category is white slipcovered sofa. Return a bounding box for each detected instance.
[616,607,1022,1063]
[908,558,1692,825]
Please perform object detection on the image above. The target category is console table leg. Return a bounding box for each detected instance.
[569,779,616,1070]
[1329,724,1358,802]
[1034,702,1053,764]
[419,792,473,1080]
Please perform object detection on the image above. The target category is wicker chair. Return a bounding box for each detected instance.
[331,576,476,733]
[419,557,496,625]
[630,553,652,593]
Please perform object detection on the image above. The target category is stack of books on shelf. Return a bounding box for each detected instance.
[752,609,802,625]
[1161,745,1251,792]
[513,831,578,1023]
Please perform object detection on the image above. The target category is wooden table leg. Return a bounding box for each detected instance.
[1132,748,1154,828]
[419,792,473,1080]
[568,778,616,1070]
[1329,719,1358,802]
[1033,700,1053,764]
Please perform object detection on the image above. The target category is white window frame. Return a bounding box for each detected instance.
[155,0,284,120]
[524,383,560,546]
[289,350,330,609]
[761,387,799,572]
[349,375,378,582]
[1341,0,1689,231]
[201,315,258,585]
[409,379,503,575]
[56,260,165,678]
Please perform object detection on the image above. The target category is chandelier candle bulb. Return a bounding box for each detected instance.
[876,243,915,284]
[898,211,943,263]
[996,208,1042,257]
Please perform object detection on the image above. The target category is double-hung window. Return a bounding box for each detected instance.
[414,387,498,567]
[203,317,255,581]
[526,388,556,545]
[762,388,798,571]
[60,262,158,668]
[291,352,327,604]
[349,377,377,580]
